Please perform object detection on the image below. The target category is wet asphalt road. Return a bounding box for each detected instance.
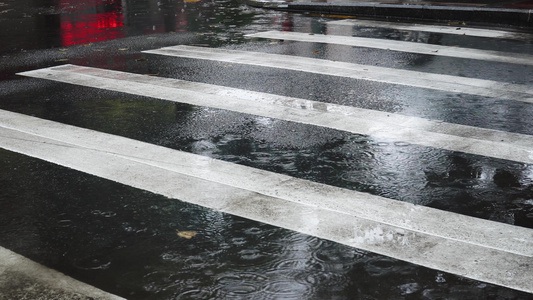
[2,0,533,299]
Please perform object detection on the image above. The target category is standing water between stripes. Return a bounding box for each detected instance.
[1,0,533,299]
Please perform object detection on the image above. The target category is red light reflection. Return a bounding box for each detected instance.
[59,0,124,46]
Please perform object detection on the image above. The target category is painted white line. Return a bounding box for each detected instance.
[327,19,533,40]
[245,31,533,66]
[0,109,532,293]
[142,45,533,101]
[18,65,533,165]
[0,247,125,300]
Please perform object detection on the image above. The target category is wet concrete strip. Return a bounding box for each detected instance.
[245,31,533,66]
[18,65,533,165]
[327,19,533,40]
[0,110,532,293]
[2,108,533,259]
[252,1,533,28]
[0,246,125,300]
[143,45,533,100]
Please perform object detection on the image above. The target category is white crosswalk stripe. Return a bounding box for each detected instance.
[327,19,533,40]
[8,23,533,294]
[143,45,533,101]
[245,31,533,66]
[18,64,533,165]
[0,246,125,300]
[1,109,532,293]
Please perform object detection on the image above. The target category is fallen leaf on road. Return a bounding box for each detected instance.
[136,58,148,62]
[176,230,197,239]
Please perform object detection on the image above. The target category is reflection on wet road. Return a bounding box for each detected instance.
[1,0,533,299]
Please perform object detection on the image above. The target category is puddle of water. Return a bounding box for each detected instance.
[1,148,531,299]
[1,82,533,230]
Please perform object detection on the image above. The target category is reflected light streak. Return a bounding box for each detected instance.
[59,0,124,46]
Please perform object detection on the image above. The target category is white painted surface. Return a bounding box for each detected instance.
[327,19,533,40]
[142,45,533,101]
[1,109,532,293]
[0,246,125,300]
[245,31,533,66]
[18,65,533,165]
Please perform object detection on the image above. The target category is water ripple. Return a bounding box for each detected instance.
[214,272,267,298]
[263,280,312,299]
[295,271,348,287]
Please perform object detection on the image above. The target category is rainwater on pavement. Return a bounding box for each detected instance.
[1,0,533,299]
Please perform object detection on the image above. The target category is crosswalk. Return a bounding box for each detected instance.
[18,64,533,164]
[327,19,533,40]
[144,45,533,101]
[245,31,533,65]
[5,18,533,295]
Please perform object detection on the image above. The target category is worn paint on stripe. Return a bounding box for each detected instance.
[18,65,533,165]
[245,31,533,66]
[142,45,533,101]
[0,109,532,293]
[327,19,533,40]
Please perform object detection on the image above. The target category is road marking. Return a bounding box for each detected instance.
[327,19,533,40]
[0,247,125,300]
[142,45,533,101]
[1,109,532,293]
[245,31,533,66]
[18,65,533,165]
